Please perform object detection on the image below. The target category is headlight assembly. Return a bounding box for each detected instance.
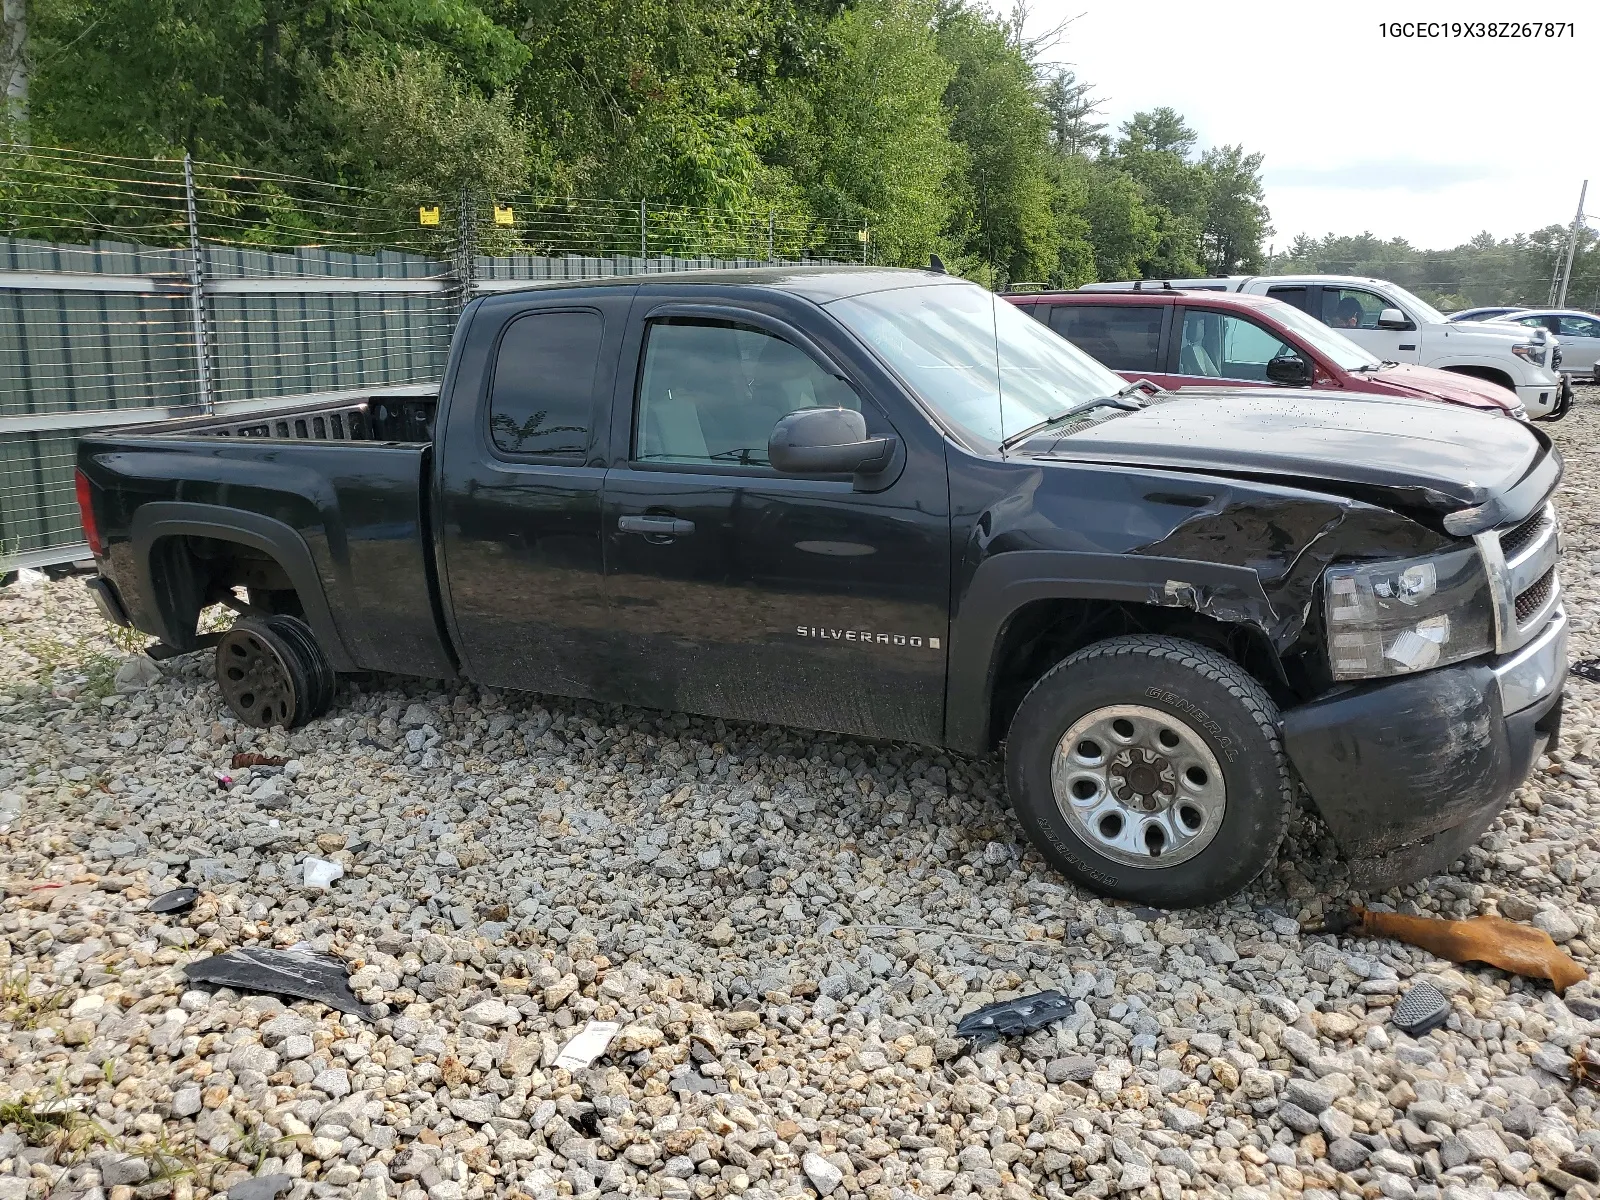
[1511,341,1547,366]
[1324,546,1494,681]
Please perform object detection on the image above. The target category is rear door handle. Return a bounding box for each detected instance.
[618,514,695,536]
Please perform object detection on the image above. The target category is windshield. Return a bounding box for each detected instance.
[1382,283,1447,326]
[827,282,1130,448]
[1264,300,1382,370]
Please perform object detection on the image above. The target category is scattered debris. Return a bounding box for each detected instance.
[230,752,288,769]
[1316,905,1587,993]
[301,857,344,890]
[554,1021,621,1070]
[225,1173,294,1200]
[669,1068,727,1095]
[0,790,21,832]
[113,654,161,694]
[182,948,372,1018]
[215,772,233,791]
[955,990,1075,1043]
[146,886,199,914]
[1391,979,1450,1036]
[1571,658,1600,683]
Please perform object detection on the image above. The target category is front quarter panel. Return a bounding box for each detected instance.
[944,453,1451,752]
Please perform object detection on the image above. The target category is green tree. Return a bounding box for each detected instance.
[766,0,956,266]
[1198,143,1270,274]
[1041,68,1104,157]
[935,0,1057,285]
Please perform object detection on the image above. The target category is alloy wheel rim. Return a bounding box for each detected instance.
[1050,703,1226,869]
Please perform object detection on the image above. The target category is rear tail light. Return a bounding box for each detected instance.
[74,469,104,557]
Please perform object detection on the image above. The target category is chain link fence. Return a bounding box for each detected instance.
[0,145,867,569]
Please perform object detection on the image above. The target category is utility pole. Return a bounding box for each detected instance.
[1554,180,1587,308]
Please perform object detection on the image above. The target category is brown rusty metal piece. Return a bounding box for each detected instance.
[230,752,289,769]
[1324,905,1587,994]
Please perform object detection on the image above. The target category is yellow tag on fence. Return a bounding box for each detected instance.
[493,206,515,226]
[857,228,870,243]
[418,206,440,227]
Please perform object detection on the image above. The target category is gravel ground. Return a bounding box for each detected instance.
[6,384,1600,1200]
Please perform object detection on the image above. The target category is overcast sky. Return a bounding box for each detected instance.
[1025,0,1591,250]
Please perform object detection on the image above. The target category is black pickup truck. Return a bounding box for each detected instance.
[76,266,1568,907]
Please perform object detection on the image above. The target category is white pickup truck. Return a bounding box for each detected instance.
[1083,274,1571,419]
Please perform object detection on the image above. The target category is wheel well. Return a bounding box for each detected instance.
[147,534,302,649]
[986,598,1286,751]
[1442,364,1515,393]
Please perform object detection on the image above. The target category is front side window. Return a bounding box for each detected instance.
[489,310,602,455]
[1045,304,1164,373]
[635,319,861,467]
[1320,287,1392,331]
[827,282,1129,448]
[1263,301,1380,370]
[1560,316,1600,339]
[1178,310,1298,381]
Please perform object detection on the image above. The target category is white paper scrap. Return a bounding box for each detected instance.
[555,1021,621,1070]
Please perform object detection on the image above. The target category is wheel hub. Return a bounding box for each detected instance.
[1109,747,1176,811]
[1049,703,1226,870]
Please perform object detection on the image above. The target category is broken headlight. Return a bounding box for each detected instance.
[1324,545,1494,681]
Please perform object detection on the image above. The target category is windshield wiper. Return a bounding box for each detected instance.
[999,381,1151,452]
[1350,360,1400,372]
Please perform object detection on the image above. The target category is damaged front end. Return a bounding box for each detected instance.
[1280,501,1568,888]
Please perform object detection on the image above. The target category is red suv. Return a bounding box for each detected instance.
[1009,287,1524,419]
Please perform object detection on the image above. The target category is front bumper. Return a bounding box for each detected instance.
[1280,606,1567,889]
[1520,375,1573,421]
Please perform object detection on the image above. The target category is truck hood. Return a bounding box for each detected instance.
[1362,363,1518,412]
[1031,389,1549,518]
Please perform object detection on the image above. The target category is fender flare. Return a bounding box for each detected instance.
[945,550,1280,753]
[130,501,357,670]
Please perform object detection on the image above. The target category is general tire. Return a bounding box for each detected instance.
[1004,634,1292,908]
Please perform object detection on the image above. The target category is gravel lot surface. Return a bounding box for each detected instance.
[6,384,1600,1200]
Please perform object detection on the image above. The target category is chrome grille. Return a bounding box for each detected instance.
[1476,501,1561,654]
[1515,568,1555,625]
[1498,510,1548,560]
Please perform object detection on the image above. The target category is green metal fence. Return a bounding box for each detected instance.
[0,147,864,571]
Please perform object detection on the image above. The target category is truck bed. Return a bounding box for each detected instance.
[78,389,455,681]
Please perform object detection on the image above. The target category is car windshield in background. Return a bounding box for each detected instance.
[828,282,1130,448]
[1265,301,1382,370]
[1384,284,1448,326]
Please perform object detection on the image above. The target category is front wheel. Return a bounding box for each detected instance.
[1004,634,1292,908]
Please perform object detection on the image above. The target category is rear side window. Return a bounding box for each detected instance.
[1265,285,1311,313]
[1045,304,1164,372]
[489,310,603,455]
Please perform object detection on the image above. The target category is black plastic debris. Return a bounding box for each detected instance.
[183,948,372,1019]
[147,886,199,914]
[226,1173,293,1200]
[1391,980,1450,1036]
[1571,658,1600,683]
[956,990,1074,1043]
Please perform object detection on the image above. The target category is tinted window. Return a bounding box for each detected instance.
[1559,316,1600,338]
[635,320,862,467]
[1178,310,1298,381]
[489,311,602,454]
[1265,285,1311,313]
[1320,287,1392,330]
[1046,304,1164,372]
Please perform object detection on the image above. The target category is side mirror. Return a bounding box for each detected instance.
[769,407,896,476]
[1376,307,1412,331]
[1265,354,1312,386]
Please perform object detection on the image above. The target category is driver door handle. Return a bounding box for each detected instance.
[618,514,695,537]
